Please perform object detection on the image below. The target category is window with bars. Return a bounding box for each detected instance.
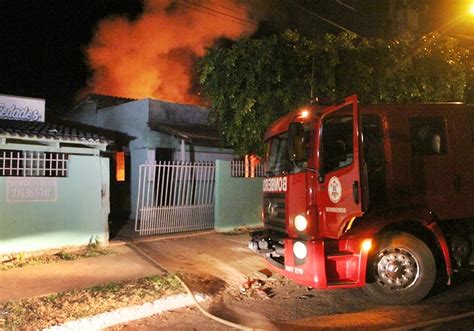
[231,159,264,178]
[0,150,68,177]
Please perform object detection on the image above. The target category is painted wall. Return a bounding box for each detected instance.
[148,99,209,125]
[0,155,109,255]
[71,99,150,138]
[214,160,263,232]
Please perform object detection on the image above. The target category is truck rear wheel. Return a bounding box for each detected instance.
[364,231,436,305]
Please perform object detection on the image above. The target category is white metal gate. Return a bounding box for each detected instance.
[135,161,215,236]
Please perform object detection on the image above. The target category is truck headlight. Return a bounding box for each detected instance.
[293,241,307,259]
[294,214,308,232]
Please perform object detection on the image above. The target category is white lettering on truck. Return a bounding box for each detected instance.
[263,177,287,192]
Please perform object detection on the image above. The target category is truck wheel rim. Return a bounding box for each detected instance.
[374,247,420,291]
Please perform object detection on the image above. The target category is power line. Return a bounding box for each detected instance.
[282,0,364,38]
[336,0,357,12]
[204,0,244,15]
[176,2,255,28]
[181,0,258,26]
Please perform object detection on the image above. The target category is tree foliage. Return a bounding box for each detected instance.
[199,31,471,156]
[199,31,312,156]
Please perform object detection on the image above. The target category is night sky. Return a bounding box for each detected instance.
[0,0,469,115]
[0,0,143,112]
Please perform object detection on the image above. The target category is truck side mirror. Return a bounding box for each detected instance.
[288,122,305,162]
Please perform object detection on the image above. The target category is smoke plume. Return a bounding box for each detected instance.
[84,0,257,105]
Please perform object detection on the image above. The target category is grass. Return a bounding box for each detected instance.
[0,274,183,330]
[0,245,113,271]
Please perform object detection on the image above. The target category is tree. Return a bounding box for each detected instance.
[199,30,471,156]
[199,31,314,156]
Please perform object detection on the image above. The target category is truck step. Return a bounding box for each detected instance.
[326,250,354,256]
[327,280,359,288]
[326,251,358,260]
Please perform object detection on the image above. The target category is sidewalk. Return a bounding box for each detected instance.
[0,244,163,303]
[0,219,171,303]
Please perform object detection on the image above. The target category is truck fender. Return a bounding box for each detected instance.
[342,206,453,279]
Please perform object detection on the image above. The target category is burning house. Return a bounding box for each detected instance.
[65,0,258,232]
[69,94,234,223]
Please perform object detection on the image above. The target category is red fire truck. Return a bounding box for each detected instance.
[249,94,474,304]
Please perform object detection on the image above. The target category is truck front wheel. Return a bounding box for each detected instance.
[364,231,436,305]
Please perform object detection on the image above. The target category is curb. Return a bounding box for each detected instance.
[108,230,215,247]
[44,293,208,331]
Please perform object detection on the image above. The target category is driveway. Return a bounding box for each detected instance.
[134,232,266,286]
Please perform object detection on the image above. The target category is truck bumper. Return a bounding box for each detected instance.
[249,232,370,289]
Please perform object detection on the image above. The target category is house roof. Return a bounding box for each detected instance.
[74,93,137,111]
[71,93,229,148]
[58,119,135,146]
[149,121,224,147]
[0,120,111,144]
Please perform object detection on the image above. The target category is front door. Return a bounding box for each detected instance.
[316,95,364,238]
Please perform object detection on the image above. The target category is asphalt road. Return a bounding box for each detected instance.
[109,232,474,330]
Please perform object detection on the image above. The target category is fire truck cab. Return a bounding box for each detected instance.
[249,95,474,304]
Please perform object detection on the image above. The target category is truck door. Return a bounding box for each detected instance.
[316,95,364,238]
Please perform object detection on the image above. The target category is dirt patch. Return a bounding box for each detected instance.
[0,274,183,330]
[135,233,267,288]
[179,272,227,296]
[107,273,286,331]
[108,274,293,330]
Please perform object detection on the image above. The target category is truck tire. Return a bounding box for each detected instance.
[364,231,436,305]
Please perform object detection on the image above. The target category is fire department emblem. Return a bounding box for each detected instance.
[328,176,342,203]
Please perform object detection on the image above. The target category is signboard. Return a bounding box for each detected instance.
[0,94,45,122]
[7,177,57,202]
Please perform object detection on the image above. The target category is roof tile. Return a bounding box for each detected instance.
[0,120,110,144]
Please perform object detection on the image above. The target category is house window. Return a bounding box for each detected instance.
[409,117,447,155]
[0,150,68,177]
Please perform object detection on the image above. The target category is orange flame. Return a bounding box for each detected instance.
[84,0,256,105]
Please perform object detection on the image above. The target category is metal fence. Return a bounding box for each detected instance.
[231,160,265,178]
[0,150,68,177]
[135,161,216,236]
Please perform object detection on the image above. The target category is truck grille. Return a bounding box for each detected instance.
[263,193,286,235]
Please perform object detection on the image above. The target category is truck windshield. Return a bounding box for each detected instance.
[265,129,310,176]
